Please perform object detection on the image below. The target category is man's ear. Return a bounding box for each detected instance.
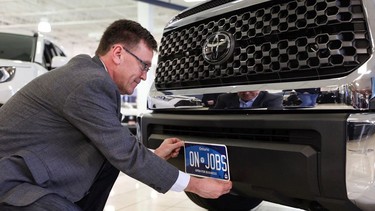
[112,45,123,65]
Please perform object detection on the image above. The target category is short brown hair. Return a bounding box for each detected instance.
[95,19,158,56]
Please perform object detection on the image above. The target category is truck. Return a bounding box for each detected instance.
[0,32,68,105]
[138,0,375,210]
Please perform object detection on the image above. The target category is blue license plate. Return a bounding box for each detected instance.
[184,142,230,180]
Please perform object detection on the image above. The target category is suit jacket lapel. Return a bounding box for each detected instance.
[92,55,122,120]
[252,91,265,108]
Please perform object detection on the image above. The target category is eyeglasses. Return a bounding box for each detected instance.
[122,46,150,72]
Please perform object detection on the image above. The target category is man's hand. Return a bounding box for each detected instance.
[154,137,184,160]
[185,177,232,199]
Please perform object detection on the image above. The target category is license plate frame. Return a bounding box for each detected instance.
[184,141,230,180]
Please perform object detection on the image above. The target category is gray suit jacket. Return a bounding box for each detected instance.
[213,91,283,110]
[0,55,178,206]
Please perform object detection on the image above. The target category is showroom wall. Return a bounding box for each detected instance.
[0,0,202,113]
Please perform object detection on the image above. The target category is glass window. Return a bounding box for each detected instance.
[0,33,35,62]
[53,44,66,57]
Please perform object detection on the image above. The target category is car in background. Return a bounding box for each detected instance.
[0,32,68,106]
[148,94,202,109]
[139,0,375,210]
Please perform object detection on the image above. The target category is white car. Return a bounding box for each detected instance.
[148,95,202,109]
[0,32,68,105]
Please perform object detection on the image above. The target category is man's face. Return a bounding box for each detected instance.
[238,91,260,101]
[113,40,153,95]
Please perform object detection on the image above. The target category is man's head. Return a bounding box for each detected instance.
[237,91,260,102]
[96,19,158,95]
[96,19,157,56]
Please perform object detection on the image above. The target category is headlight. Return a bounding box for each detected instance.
[346,114,375,211]
[0,66,16,83]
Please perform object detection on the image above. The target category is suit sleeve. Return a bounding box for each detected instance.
[213,94,225,109]
[62,78,179,193]
[265,93,284,110]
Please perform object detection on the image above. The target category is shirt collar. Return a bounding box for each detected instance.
[98,57,108,72]
[239,95,258,108]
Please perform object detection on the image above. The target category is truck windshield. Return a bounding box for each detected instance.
[0,33,35,62]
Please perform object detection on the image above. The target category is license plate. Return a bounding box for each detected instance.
[184,142,230,180]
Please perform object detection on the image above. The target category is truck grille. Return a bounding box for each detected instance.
[155,0,372,91]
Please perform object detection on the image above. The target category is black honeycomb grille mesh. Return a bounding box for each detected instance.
[155,0,372,91]
[176,0,236,19]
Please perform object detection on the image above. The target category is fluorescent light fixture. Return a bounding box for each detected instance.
[38,18,51,33]
[184,0,206,2]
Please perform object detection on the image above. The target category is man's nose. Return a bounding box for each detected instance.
[140,71,147,80]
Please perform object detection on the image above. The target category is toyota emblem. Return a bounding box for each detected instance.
[202,31,234,64]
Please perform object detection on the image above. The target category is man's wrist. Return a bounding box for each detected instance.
[169,170,190,192]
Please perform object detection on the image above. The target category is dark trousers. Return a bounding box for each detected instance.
[0,161,119,211]
[75,161,120,211]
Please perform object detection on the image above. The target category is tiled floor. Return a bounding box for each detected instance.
[104,172,305,211]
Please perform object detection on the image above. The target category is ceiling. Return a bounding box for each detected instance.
[0,0,204,56]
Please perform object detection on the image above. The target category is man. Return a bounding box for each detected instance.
[213,90,283,110]
[295,88,320,107]
[201,93,222,108]
[0,19,231,210]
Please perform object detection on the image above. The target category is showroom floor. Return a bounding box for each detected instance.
[104,172,304,211]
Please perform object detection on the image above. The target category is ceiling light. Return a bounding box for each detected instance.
[38,18,51,33]
[184,0,206,2]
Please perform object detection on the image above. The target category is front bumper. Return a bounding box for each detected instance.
[139,110,375,210]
